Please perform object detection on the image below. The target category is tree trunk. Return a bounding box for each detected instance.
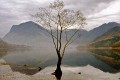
[52,57,62,80]
[55,57,62,74]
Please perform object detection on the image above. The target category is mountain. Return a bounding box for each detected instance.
[62,29,88,44]
[4,21,119,47]
[80,22,120,45]
[3,21,87,47]
[89,26,120,47]
[3,21,51,46]
[94,26,120,42]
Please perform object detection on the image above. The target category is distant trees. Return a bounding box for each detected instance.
[33,0,86,78]
[0,39,7,49]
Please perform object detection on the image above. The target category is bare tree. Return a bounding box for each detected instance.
[33,0,86,77]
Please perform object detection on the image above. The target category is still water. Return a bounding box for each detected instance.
[0,48,120,75]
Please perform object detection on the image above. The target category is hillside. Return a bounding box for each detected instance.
[94,26,120,42]
[3,21,51,46]
[0,38,30,51]
[3,21,87,47]
[3,21,120,47]
[80,22,120,45]
[89,26,120,48]
[0,38,7,50]
[112,41,120,47]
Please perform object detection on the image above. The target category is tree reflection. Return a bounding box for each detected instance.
[54,73,62,80]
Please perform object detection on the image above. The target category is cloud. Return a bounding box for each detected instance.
[63,0,115,15]
[84,0,120,30]
[0,0,120,37]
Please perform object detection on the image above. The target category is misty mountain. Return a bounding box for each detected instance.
[94,26,120,42]
[89,26,120,47]
[3,21,52,47]
[80,22,120,45]
[3,21,119,47]
[3,21,87,47]
[62,29,88,44]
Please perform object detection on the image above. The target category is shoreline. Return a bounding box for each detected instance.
[0,59,120,80]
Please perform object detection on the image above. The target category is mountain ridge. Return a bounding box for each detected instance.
[80,22,120,45]
[3,21,51,46]
[89,26,120,47]
[3,21,120,47]
[94,26,120,42]
[3,21,87,46]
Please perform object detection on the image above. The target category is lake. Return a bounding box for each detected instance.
[0,47,120,75]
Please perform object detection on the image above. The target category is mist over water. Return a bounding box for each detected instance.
[0,43,119,75]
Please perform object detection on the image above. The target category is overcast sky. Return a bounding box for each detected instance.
[0,0,120,38]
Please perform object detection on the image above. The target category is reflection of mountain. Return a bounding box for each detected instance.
[0,39,7,57]
[90,49,120,71]
[113,41,120,47]
[0,38,30,58]
[0,38,6,51]
[80,22,120,45]
[39,50,118,73]
[112,49,120,56]
[0,38,29,51]
[89,26,120,47]
[3,49,118,74]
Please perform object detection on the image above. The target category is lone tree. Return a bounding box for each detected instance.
[33,0,86,76]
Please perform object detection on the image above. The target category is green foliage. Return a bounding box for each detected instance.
[91,36,120,47]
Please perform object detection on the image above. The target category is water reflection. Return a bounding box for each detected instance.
[0,49,120,75]
[0,50,7,58]
[55,73,62,80]
[90,49,120,72]
[10,64,40,75]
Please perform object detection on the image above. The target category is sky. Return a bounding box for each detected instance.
[0,0,120,38]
